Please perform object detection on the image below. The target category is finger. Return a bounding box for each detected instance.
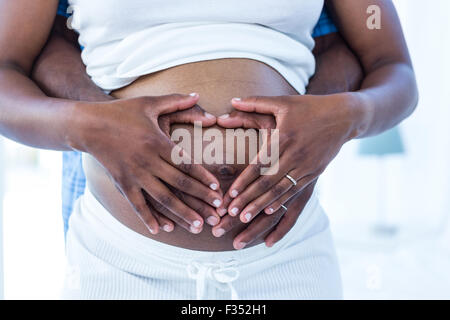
[123,188,160,235]
[227,157,291,221]
[157,161,223,209]
[145,194,198,233]
[211,214,242,238]
[265,175,317,215]
[163,104,217,127]
[216,192,233,217]
[152,209,175,233]
[144,192,175,232]
[154,93,200,115]
[139,176,205,230]
[264,207,298,248]
[232,208,284,250]
[264,182,316,247]
[159,139,221,192]
[231,96,282,115]
[224,130,281,203]
[237,173,294,223]
[217,110,275,129]
[176,191,221,227]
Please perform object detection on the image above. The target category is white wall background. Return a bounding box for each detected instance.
[0,0,449,299]
[319,0,450,299]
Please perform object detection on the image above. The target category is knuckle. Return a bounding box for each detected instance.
[152,201,166,213]
[157,194,173,207]
[271,184,286,197]
[250,164,262,176]
[178,162,193,173]
[257,177,272,191]
[176,176,192,189]
[130,153,151,170]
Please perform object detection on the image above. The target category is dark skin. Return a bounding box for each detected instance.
[1,1,416,250]
[0,0,224,235]
[29,11,363,248]
[216,1,418,251]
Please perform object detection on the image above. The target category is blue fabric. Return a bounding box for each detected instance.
[57,0,70,18]
[62,152,86,236]
[57,1,338,237]
[312,7,338,38]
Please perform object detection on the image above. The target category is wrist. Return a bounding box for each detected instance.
[65,100,98,152]
[338,92,373,141]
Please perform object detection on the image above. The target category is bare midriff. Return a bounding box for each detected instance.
[83,58,298,251]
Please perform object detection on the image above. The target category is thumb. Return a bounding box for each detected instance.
[164,105,217,127]
[217,110,275,129]
[155,93,200,115]
[231,96,280,115]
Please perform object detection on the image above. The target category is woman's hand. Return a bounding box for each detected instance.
[70,93,224,234]
[213,109,317,249]
[218,93,363,223]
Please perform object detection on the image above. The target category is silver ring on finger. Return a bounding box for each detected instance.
[281,204,288,211]
[285,174,297,186]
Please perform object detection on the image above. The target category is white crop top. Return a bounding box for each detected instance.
[68,0,324,93]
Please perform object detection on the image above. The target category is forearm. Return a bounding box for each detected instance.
[0,65,80,151]
[351,62,418,138]
[323,0,419,139]
[0,16,111,151]
[307,32,364,95]
[32,16,112,103]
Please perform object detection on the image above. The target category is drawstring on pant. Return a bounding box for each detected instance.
[187,259,240,300]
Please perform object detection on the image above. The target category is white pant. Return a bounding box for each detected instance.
[62,186,342,300]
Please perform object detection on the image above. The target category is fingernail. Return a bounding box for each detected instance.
[230,207,239,216]
[189,92,198,97]
[205,112,215,119]
[163,225,173,232]
[193,220,202,228]
[266,207,274,215]
[213,228,225,237]
[219,114,230,119]
[149,228,157,235]
[217,208,228,216]
[235,242,247,250]
[213,199,222,208]
[266,241,274,248]
[210,183,218,190]
[230,190,239,198]
[232,97,242,102]
[207,216,219,226]
[190,226,202,234]
[244,213,252,222]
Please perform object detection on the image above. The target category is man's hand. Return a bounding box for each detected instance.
[70,93,224,235]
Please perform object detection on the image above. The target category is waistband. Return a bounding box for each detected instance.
[79,183,323,265]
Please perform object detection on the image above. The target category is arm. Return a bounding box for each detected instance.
[214,30,366,248]
[308,32,364,94]
[219,0,417,231]
[31,16,226,232]
[31,15,111,102]
[0,0,223,234]
[326,0,418,137]
[0,0,75,150]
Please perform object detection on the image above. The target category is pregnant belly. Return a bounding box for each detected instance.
[83,58,298,251]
